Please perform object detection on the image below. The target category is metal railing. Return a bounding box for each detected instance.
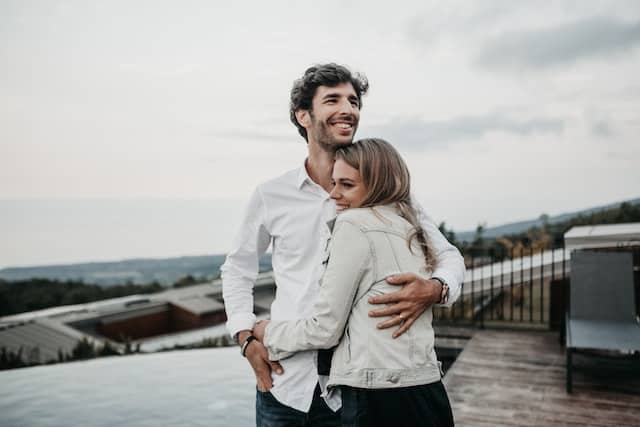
[433,245,571,329]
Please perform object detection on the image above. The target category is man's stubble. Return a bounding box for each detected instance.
[308,111,357,153]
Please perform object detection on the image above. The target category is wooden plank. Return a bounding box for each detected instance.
[443,330,640,427]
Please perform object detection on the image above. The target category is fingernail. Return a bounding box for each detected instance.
[277,369,283,374]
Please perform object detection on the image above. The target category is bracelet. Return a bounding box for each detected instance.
[240,335,257,357]
[432,277,449,304]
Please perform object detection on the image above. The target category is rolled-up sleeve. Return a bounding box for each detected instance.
[414,199,466,308]
[221,187,272,338]
[264,219,370,361]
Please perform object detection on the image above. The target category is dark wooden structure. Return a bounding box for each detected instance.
[444,330,640,426]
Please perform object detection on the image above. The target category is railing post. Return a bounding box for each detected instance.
[529,246,534,322]
[500,249,505,321]
[520,246,524,322]
[540,248,544,324]
[510,246,514,322]
[471,252,475,327]
[490,247,494,321]
[480,249,485,330]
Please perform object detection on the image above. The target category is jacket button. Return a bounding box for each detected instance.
[388,373,399,383]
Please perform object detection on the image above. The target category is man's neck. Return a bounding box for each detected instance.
[305,140,336,193]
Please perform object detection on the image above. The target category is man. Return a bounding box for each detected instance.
[222,64,465,426]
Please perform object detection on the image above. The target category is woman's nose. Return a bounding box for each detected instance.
[329,186,340,199]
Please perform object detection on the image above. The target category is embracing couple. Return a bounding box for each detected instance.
[221,63,465,427]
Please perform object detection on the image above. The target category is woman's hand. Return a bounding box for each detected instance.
[253,319,270,342]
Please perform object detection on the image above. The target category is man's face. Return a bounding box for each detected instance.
[302,83,360,150]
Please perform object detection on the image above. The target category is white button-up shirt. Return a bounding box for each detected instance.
[221,162,465,412]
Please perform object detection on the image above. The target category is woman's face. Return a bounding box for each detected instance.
[329,158,368,212]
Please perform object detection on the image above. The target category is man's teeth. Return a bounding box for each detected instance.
[335,123,352,129]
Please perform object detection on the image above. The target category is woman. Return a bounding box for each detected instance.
[253,138,454,427]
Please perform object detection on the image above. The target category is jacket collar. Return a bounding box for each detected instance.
[325,204,399,232]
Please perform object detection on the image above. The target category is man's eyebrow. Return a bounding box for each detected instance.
[321,93,340,100]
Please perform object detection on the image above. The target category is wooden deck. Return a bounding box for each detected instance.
[443,329,640,426]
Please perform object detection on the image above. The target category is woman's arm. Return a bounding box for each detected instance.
[262,218,371,361]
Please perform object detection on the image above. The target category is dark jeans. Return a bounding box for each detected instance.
[256,383,341,427]
[341,381,454,427]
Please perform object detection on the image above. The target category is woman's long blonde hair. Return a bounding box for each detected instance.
[334,138,437,271]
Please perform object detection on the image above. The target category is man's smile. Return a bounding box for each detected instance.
[328,117,356,134]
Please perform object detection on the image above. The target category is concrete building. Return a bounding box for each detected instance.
[0,272,276,364]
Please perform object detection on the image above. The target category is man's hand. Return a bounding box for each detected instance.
[237,330,283,392]
[253,320,270,342]
[368,274,442,338]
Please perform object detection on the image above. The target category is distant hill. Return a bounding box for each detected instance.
[455,197,640,243]
[3,198,638,286]
[0,254,273,287]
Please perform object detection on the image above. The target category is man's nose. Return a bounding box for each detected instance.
[338,98,355,114]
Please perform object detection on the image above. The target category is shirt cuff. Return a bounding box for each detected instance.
[226,312,257,339]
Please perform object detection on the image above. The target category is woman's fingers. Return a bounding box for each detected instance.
[269,360,284,375]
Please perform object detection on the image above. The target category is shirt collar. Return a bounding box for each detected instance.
[296,159,312,189]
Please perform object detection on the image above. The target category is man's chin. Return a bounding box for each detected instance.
[333,139,353,147]
[317,138,354,153]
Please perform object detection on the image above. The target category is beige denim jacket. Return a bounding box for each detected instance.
[264,205,442,389]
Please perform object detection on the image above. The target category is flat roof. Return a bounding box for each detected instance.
[170,297,225,315]
[564,222,640,250]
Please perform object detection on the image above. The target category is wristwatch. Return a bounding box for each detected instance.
[432,277,449,304]
[240,335,257,357]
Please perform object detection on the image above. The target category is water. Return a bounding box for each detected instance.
[0,347,256,427]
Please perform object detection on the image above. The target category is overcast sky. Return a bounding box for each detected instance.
[1,1,639,266]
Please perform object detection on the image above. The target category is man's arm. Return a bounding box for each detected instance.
[369,199,465,337]
[221,187,282,391]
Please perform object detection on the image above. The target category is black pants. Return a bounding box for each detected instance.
[340,381,454,427]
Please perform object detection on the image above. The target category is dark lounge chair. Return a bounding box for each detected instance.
[566,250,640,393]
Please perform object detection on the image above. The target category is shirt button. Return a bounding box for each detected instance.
[387,373,400,383]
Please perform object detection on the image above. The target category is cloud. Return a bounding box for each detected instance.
[362,113,564,150]
[591,120,614,138]
[209,129,298,143]
[477,16,640,68]
[406,2,513,47]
